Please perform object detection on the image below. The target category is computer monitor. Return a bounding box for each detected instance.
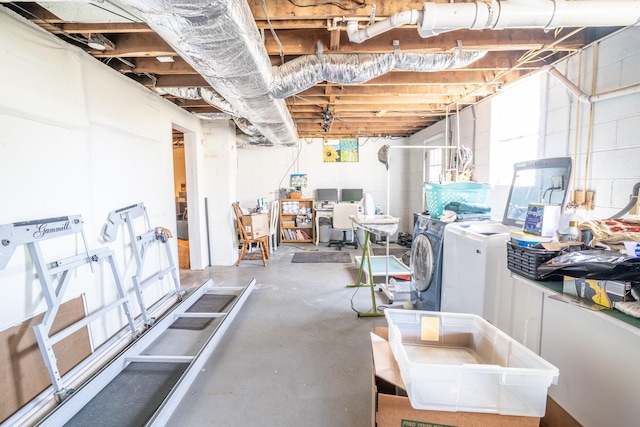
[316,188,338,203]
[341,188,363,203]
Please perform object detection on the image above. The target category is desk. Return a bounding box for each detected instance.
[314,208,333,245]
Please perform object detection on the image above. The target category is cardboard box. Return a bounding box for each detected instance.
[563,277,630,308]
[371,328,540,427]
[523,204,561,237]
[242,213,269,239]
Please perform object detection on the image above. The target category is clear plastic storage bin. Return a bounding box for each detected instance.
[385,309,559,417]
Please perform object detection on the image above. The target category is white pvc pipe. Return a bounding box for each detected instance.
[543,65,640,104]
[347,1,640,43]
[347,9,421,43]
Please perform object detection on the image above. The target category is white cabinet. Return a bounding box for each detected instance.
[540,296,640,427]
[506,275,640,427]
[508,275,547,354]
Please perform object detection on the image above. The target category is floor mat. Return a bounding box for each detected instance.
[168,294,235,331]
[65,362,188,427]
[291,251,352,263]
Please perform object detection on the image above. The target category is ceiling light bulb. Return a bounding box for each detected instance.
[87,36,106,51]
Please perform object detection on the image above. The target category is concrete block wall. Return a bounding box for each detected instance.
[404,26,640,223]
[543,26,640,219]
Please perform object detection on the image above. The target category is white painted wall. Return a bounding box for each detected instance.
[0,11,203,342]
[201,121,239,266]
[236,137,413,234]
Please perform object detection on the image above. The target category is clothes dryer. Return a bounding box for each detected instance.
[410,215,447,311]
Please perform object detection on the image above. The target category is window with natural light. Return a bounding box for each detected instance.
[425,133,446,183]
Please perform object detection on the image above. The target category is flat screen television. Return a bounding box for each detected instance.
[316,188,338,203]
[341,188,363,203]
[502,157,572,227]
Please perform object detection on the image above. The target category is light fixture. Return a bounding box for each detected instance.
[156,56,175,63]
[87,34,106,51]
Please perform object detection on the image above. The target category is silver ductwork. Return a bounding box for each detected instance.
[119,0,299,146]
[194,112,271,146]
[347,1,640,42]
[156,87,240,116]
[160,50,486,136]
[270,51,486,99]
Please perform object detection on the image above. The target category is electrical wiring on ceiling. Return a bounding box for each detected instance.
[261,0,285,64]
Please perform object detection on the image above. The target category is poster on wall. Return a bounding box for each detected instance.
[323,139,359,163]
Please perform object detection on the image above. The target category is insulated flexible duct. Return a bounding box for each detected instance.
[119,0,299,146]
[270,51,486,99]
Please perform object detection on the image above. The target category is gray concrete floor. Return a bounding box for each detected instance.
[166,242,409,427]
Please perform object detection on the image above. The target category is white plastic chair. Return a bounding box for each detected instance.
[269,199,279,254]
[328,203,359,250]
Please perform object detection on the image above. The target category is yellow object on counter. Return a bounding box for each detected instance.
[510,230,553,247]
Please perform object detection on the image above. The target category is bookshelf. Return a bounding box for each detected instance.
[279,198,314,243]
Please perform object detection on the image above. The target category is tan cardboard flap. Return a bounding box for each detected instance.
[377,394,540,427]
[539,242,583,251]
[370,331,405,391]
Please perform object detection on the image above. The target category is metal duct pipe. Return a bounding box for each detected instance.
[270,51,486,99]
[543,65,640,103]
[156,87,240,116]
[347,1,640,42]
[119,0,299,146]
[159,49,485,111]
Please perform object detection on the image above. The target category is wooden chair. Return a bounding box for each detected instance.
[232,203,269,266]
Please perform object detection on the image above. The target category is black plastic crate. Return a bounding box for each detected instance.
[506,242,561,281]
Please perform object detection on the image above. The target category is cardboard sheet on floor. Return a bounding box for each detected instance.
[371,328,540,427]
[0,296,90,423]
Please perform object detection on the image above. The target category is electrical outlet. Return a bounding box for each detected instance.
[552,175,564,190]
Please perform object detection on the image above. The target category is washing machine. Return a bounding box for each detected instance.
[441,221,513,327]
[440,157,573,327]
[409,214,447,311]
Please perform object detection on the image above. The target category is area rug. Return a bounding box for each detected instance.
[291,251,352,263]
